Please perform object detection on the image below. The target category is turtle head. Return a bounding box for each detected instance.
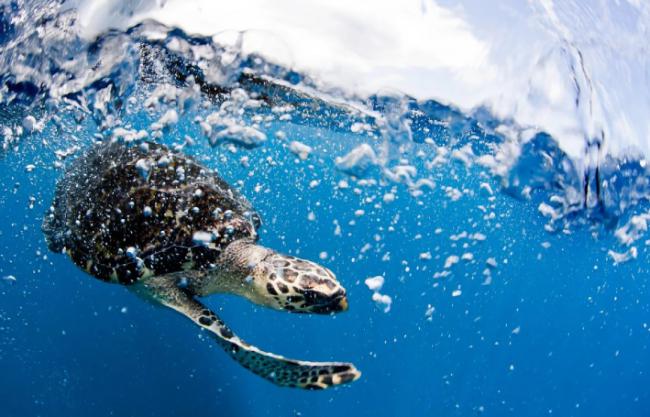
[218,240,348,314]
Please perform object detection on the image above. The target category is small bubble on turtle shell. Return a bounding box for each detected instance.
[157,155,170,167]
[176,166,186,181]
[194,189,204,198]
[224,210,233,220]
[143,206,152,217]
[126,247,138,259]
[178,276,189,288]
[192,231,214,246]
[135,158,151,180]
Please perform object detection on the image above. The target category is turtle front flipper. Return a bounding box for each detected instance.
[143,276,361,390]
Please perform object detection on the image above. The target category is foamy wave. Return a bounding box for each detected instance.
[77,0,650,164]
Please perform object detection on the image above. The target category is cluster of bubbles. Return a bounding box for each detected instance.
[2,0,650,257]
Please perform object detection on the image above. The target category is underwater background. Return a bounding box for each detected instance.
[1,1,650,416]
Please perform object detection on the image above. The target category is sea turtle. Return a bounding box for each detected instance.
[42,139,360,390]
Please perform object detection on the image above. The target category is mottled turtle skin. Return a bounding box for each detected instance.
[42,139,360,390]
[43,140,260,285]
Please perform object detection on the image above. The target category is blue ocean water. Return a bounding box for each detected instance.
[1,2,650,417]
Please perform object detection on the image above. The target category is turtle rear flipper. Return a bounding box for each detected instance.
[144,276,361,389]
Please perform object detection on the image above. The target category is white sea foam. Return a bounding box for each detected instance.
[608,247,638,265]
[335,144,378,176]
[78,0,650,161]
[288,141,313,160]
[371,292,392,313]
[615,213,650,246]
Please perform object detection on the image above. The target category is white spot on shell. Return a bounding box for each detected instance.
[157,155,171,167]
[192,231,214,246]
[126,247,138,259]
[135,159,150,180]
[176,166,186,181]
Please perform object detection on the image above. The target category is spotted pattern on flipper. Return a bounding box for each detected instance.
[146,276,360,389]
[197,314,361,389]
[225,347,361,389]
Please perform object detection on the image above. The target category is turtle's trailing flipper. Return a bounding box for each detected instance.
[144,276,361,390]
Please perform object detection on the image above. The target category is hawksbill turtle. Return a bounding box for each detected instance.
[42,139,360,390]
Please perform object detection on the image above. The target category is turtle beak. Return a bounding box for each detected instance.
[339,296,349,311]
[302,288,348,314]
